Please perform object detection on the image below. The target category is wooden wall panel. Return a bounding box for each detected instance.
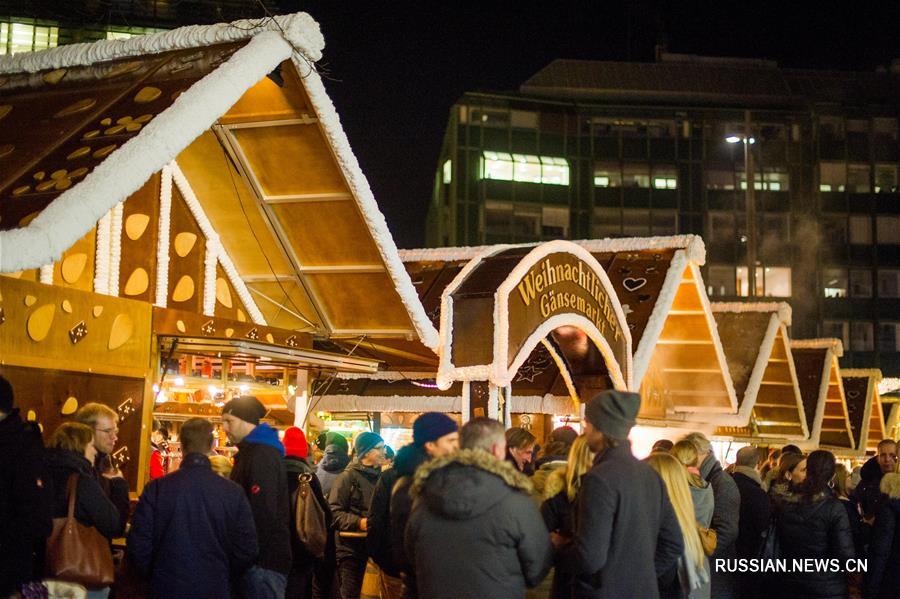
[167,183,205,314]
[119,174,161,303]
[54,228,96,292]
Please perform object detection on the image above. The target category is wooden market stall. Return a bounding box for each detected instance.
[709,302,808,442]
[791,339,855,451]
[842,369,887,455]
[0,13,442,490]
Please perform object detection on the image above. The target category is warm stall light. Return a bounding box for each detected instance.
[155,391,168,404]
[173,377,185,386]
[152,384,160,393]
[239,384,250,393]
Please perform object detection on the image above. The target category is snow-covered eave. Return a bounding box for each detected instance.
[879,378,900,396]
[0,13,324,75]
[399,234,706,265]
[841,369,884,381]
[290,54,439,350]
[0,23,304,272]
[709,301,792,326]
[791,337,844,357]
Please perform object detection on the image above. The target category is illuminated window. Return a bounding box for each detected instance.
[738,169,789,191]
[105,27,168,41]
[594,164,622,187]
[874,165,898,193]
[0,21,59,55]
[819,162,846,192]
[652,166,677,189]
[823,268,848,298]
[442,160,452,184]
[736,266,791,297]
[480,151,568,185]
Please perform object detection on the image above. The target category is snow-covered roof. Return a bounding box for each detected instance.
[710,301,792,326]
[791,338,844,357]
[841,369,884,380]
[879,378,900,395]
[0,13,438,348]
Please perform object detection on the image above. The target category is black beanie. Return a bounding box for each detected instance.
[0,376,12,414]
[584,390,640,439]
[413,412,458,447]
[222,395,266,425]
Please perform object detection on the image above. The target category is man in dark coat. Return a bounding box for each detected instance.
[685,432,741,599]
[0,376,52,596]
[854,439,897,521]
[731,446,770,599]
[867,472,900,598]
[561,391,683,599]
[405,417,552,599]
[329,431,385,599]
[128,418,258,599]
[73,403,131,532]
[223,396,293,599]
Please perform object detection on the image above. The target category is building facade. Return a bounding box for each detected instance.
[427,55,900,374]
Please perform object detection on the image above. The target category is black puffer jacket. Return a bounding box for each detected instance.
[45,448,123,540]
[329,461,382,559]
[405,449,552,599]
[854,456,887,519]
[772,490,854,599]
[0,410,52,595]
[866,473,900,599]
[316,444,350,498]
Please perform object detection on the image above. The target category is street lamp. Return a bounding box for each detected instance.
[725,126,757,296]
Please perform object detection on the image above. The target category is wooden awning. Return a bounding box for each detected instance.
[711,303,808,441]
[842,369,886,455]
[791,339,854,451]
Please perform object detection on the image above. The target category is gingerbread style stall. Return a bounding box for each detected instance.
[842,369,887,456]
[791,339,855,452]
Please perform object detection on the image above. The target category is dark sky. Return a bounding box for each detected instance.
[280,1,900,248]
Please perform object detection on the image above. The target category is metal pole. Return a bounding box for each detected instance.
[745,111,757,297]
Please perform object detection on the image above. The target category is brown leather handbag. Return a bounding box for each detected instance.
[697,524,717,557]
[46,473,115,588]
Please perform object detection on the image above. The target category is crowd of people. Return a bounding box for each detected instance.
[3,372,900,599]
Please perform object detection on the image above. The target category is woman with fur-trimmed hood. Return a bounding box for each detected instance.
[404,418,552,599]
[867,472,900,598]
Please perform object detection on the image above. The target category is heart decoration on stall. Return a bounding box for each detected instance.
[623,277,647,292]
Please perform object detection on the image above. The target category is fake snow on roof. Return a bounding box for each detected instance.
[880,378,900,395]
[709,301,792,326]
[841,369,884,380]
[0,13,439,349]
[791,338,844,356]
[398,235,706,264]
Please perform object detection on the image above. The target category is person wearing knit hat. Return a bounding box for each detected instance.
[329,430,385,599]
[315,430,350,454]
[413,412,460,459]
[560,390,683,598]
[221,396,293,592]
[280,426,330,598]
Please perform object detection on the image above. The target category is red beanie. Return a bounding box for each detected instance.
[283,427,308,459]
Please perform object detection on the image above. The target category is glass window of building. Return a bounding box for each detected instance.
[762,266,792,297]
[708,212,737,245]
[877,216,900,244]
[706,170,736,190]
[849,216,872,245]
[594,163,622,188]
[822,216,849,245]
[851,322,875,351]
[540,156,570,185]
[762,168,790,191]
[819,162,846,192]
[760,213,790,246]
[823,320,850,348]
[510,110,539,129]
[824,268,848,298]
[736,266,758,297]
[511,205,541,237]
[849,269,873,297]
[878,323,900,352]
[874,165,898,193]
[483,151,514,181]
[442,160,452,184]
[873,118,898,139]
[878,269,900,298]
[622,164,651,188]
[468,108,510,127]
[1,21,59,54]
[541,206,569,238]
[846,164,871,193]
[592,207,621,238]
[707,266,737,297]
[651,211,678,235]
[484,201,513,235]
[621,209,651,236]
[652,166,677,189]
[513,154,542,183]
[819,117,845,139]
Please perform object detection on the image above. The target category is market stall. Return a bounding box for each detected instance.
[842,369,887,455]
[791,339,855,451]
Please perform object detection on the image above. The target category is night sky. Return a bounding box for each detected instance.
[280,1,900,249]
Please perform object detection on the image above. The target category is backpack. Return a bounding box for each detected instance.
[294,472,328,558]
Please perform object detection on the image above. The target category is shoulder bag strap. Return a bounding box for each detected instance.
[66,473,79,522]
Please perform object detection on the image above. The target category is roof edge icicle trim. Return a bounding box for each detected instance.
[710,301,792,325]
[0,29,295,272]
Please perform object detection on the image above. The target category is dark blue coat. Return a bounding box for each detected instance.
[128,453,258,599]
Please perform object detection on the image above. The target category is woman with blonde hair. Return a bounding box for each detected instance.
[671,441,715,534]
[540,436,594,599]
[646,452,710,599]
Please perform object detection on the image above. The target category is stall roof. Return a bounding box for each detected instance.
[401,235,737,420]
[842,369,886,455]
[0,14,437,346]
[711,302,808,441]
[791,339,854,451]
